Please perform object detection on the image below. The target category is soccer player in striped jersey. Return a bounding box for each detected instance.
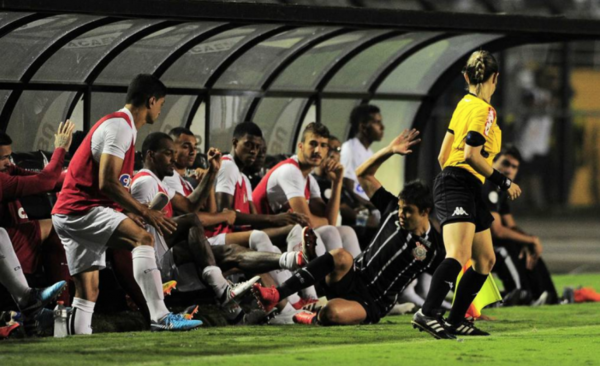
[252,130,445,326]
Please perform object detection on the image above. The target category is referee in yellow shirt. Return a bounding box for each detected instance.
[412,50,521,339]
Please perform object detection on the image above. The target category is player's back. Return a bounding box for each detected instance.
[53,109,137,216]
[443,94,502,183]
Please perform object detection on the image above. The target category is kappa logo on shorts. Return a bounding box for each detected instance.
[119,174,132,189]
[452,207,469,216]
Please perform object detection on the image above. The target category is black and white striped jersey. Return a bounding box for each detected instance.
[355,187,445,315]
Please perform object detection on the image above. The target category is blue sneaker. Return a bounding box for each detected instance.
[151,313,203,332]
[21,281,67,317]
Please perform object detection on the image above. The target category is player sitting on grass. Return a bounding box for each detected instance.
[252,130,446,325]
[131,132,314,323]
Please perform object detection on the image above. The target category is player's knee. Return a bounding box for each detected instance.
[139,232,155,248]
[473,252,496,274]
[320,305,343,325]
[330,248,353,271]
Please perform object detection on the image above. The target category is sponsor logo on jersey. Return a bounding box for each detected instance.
[452,207,469,216]
[119,174,132,189]
[484,107,495,136]
[18,207,28,219]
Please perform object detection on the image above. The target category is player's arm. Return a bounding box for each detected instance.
[99,153,176,235]
[289,196,328,228]
[438,132,454,169]
[319,159,344,225]
[175,148,221,213]
[356,128,421,199]
[342,178,374,208]
[0,121,74,201]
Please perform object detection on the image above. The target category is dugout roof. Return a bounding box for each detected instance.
[1,0,599,180]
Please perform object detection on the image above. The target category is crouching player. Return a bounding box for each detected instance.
[252,130,444,325]
[131,132,312,322]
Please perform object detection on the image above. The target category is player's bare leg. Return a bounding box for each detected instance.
[317,299,367,325]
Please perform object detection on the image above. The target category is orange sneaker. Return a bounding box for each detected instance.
[180,305,199,320]
[574,287,600,302]
[163,281,178,296]
[293,311,317,325]
[251,283,280,313]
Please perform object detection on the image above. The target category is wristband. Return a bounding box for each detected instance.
[488,169,512,191]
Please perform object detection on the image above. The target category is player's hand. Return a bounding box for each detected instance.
[324,159,344,182]
[191,167,208,182]
[507,182,521,200]
[387,128,421,155]
[207,148,222,172]
[143,208,177,236]
[271,212,309,227]
[126,212,146,228]
[222,208,236,226]
[54,120,76,151]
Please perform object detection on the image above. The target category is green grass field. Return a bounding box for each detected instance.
[2,273,600,366]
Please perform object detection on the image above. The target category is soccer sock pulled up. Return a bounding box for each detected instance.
[201,265,229,299]
[0,229,31,306]
[421,258,462,316]
[447,267,488,325]
[277,252,335,300]
[132,246,169,322]
[69,297,95,335]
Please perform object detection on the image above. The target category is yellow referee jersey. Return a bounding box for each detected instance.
[443,93,502,183]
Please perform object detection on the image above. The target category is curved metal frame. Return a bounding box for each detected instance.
[0,16,116,131]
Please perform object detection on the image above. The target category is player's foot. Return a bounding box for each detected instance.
[291,297,319,311]
[179,305,199,320]
[24,308,55,336]
[302,227,318,262]
[220,276,262,308]
[531,291,549,306]
[20,281,67,317]
[162,281,177,296]
[251,283,280,313]
[281,251,309,270]
[151,313,203,332]
[411,309,456,340]
[0,323,21,340]
[293,311,318,325]
[445,318,490,336]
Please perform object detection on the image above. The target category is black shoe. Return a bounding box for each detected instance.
[446,318,490,336]
[411,310,456,340]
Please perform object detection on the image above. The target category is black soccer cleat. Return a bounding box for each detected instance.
[446,318,490,336]
[411,309,456,340]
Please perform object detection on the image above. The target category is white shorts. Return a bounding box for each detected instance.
[207,233,226,246]
[52,206,128,276]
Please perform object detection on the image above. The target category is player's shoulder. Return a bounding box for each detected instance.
[220,156,240,175]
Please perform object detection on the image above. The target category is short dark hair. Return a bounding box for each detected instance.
[168,127,194,141]
[301,122,330,142]
[0,131,12,146]
[142,132,172,158]
[350,104,380,136]
[398,180,433,213]
[328,135,340,143]
[495,144,522,164]
[125,74,167,108]
[233,122,263,140]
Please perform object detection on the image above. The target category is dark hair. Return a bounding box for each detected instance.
[495,144,522,164]
[168,127,194,140]
[350,104,380,136]
[0,131,12,146]
[329,135,340,143]
[301,122,330,142]
[233,121,263,140]
[125,74,167,108]
[142,132,172,158]
[463,50,499,95]
[398,180,433,213]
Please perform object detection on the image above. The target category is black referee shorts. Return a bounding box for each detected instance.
[324,264,382,324]
[433,167,494,233]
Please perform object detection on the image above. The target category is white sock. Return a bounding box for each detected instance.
[202,265,229,298]
[285,225,303,250]
[0,229,31,306]
[249,230,277,252]
[279,251,300,270]
[70,297,95,335]
[132,246,169,322]
[280,302,296,314]
[398,279,425,307]
[315,226,342,253]
[337,226,362,258]
[300,286,318,300]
